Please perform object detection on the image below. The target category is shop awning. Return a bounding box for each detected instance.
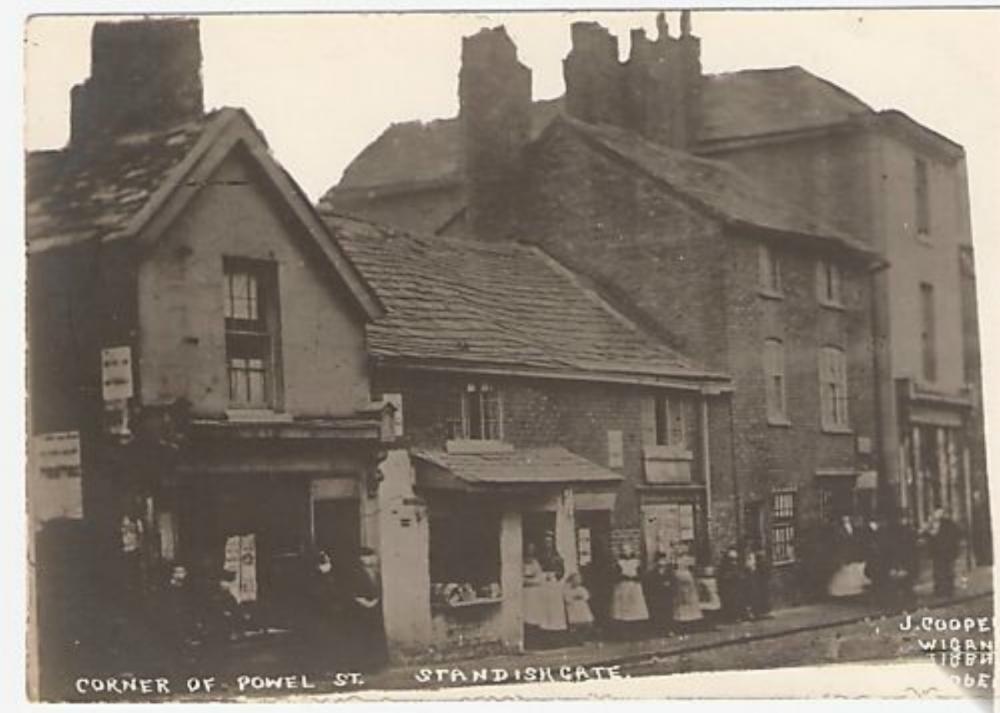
[412,447,623,493]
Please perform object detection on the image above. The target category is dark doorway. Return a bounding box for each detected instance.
[523,511,556,554]
[312,499,361,567]
[576,510,612,626]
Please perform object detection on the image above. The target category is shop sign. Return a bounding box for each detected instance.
[577,527,592,567]
[101,346,134,402]
[30,431,83,522]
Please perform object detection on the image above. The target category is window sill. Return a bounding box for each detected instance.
[916,232,933,246]
[225,409,291,423]
[819,299,846,312]
[445,439,512,455]
[771,559,797,569]
[767,418,792,428]
[643,445,694,462]
[757,288,785,301]
[821,425,854,436]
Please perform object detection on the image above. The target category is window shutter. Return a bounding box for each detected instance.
[758,245,770,289]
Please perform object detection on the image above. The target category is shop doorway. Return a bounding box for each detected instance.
[575,510,611,625]
[312,498,361,568]
[523,511,556,554]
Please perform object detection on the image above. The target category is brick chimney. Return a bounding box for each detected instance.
[564,12,702,149]
[563,22,625,126]
[70,18,204,147]
[459,26,532,242]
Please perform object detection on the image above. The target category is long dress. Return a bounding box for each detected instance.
[564,584,594,627]
[610,557,650,622]
[672,563,704,623]
[522,558,546,628]
[828,524,867,597]
[538,553,568,632]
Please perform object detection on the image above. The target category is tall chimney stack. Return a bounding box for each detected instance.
[563,22,625,126]
[70,18,204,147]
[459,26,532,242]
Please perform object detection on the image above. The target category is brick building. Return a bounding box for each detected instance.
[321,213,732,659]
[322,17,882,602]
[693,68,990,566]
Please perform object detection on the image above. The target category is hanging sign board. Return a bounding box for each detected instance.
[223,533,258,604]
[101,346,134,402]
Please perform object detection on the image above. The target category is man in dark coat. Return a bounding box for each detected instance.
[886,514,920,609]
[716,547,746,622]
[642,552,674,635]
[927,509,963,597]
[346,548,387,671]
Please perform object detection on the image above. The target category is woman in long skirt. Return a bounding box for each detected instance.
[537,533,568,646]
[828,516,867,598]
[522,543,546,647]
[609,543,649,639]
[671,553,704,632]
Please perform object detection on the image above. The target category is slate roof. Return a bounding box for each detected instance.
[26,111,222,249]
[558,115,872,254]
[323,66,873,203]
[699,66,872,142]
[322,211,728,384]
[413,447,623,491]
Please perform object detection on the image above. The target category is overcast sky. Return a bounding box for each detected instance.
[21,10,1000,376]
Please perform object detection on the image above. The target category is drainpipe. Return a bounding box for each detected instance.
[727,392,742,552]
[867,259,892,519]
[700,394,712,548]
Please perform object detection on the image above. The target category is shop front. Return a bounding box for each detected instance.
[375,447,621,663]
[897,379,975,552]
[156,412,393,631]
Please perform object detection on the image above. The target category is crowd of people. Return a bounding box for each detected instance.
[521,533,774,649]
[108,544,388,677]
[824,508,963,607]
[522,509,964,651]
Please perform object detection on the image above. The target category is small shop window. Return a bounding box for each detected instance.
[770,490,797,565]
[454,383,503,441]
[429,509,502,608]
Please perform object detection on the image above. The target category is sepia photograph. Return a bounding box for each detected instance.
[22,7,997,703]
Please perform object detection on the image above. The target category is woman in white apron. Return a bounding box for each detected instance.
[609,542,649,638]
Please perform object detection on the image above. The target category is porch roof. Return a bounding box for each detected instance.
[412,446,623,493]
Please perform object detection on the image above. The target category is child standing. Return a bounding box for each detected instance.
[563,572,594,643]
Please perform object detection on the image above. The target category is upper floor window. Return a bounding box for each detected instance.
[758,244,783,297]
[920,282,937,382]
[224,259,279,409]
[456,383,502,441]
[763,339,788,424]
[653,394,687,448]
[816,260,843,307]
[915,157,930,237]
[819,346,849,431]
